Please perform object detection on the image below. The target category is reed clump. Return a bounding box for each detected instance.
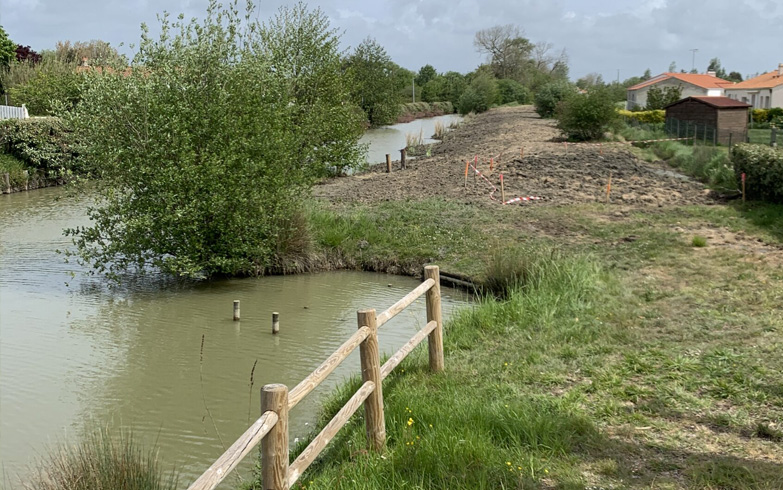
[24,428,178,490]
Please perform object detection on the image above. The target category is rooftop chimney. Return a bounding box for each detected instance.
[707,70,716,77]
[779,63,783,76]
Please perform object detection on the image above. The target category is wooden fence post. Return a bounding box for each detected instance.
[386,154,392,173]
[261,384,289,490]
[357,309,385,451]
[424,266,444,373]
[400,149,406,170]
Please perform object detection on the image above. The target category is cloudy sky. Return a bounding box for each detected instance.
[2,0,782,82]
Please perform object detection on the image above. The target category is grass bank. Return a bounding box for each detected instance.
[248,196,783,489]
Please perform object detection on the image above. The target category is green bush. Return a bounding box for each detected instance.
[0,117,78,175]
[7,60,85,116]
[617,109,665,124]
[65,2,365,280]
[458,73,497,115]
[555,88,618,141]
[496,79,529,105]
[751,109,769,124]
[534,81,574,118]
[732,144,783,202]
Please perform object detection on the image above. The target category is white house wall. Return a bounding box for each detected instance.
[628,79,723,110]
[725,88,778,109]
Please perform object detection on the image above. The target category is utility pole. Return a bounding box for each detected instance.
[412,76,415,103]
[690,48,699,72]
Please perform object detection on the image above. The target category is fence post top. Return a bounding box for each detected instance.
[262,383,288,394]
[424,265,439,272]
[357,308,376,315]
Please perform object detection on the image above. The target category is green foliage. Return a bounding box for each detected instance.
[348,37,400,126]
[421,71,467,106]
[647,141,734,189]
[692,236,707,247]
[645,85,682,110]
[457,72,497,115]
[556,87,618,141]
[400,101,454,117]
[64,0,364,280]
[7,59,85,115]
[23,428,177,490]
[534,80,574,118]
[752,109,769,123]
[732,144,783,202]
[0,25,16,68]
[618,109,665,124]
[495,78,529,105]
[415,64,436,87]
[0,117,78,174]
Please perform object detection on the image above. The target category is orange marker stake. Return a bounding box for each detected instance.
[605,172,613,203]
[464,160,469,188]
[500,174,506,203]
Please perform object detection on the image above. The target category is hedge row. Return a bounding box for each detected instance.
[751,108,783,124]
[400,101,454,116]
[0,117,79,175]
[732,143,783,202]
[618,109,665,124]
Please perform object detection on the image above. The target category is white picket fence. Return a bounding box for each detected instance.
[0,105,29,120]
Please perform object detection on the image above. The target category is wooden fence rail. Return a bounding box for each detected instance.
[187,265,443,490]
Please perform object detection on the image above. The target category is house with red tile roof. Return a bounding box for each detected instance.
[724,64,783,109]
[626,72,734,110]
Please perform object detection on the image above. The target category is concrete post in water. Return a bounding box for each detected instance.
[261,384,289,490]
[357,309,385,451]
[386,154,391,173]
[400,148,406,170]
[424,266,444,373]
[233,300,240,321]
[272,312,280,334]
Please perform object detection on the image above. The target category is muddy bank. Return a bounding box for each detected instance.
[315,105,712,207]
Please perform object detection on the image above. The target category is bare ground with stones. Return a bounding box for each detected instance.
[314,105,713,207]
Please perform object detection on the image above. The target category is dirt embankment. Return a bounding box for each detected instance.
[315,105,712,207]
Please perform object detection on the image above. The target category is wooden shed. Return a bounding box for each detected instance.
[665,96,751,145]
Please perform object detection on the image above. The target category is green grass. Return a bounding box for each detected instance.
[0,151,30,189]
[691,235,707,247]
[248,196,783,489]
[748,128,772,146]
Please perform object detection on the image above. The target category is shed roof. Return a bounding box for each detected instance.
[628,72,734,91]
[665,96,751,110]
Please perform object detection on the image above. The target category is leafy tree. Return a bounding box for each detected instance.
[473,24,532,80]
[54,40,124,66]
[645,85,682,110]
[556,86,618,141]
[415,64,437,87]
[0,26,14,68]
[727,71,743,83]
[707,57,727,79]
[534,80,574,118]
[576,72,603,90]
[641,68,652,80]
[8,59,83,114]
[64,1,364,280]
[347,37,400,126]
[15,45,41,63]
[668,61,677,72]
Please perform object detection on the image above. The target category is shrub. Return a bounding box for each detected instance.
[555,87,618,141]
[617,109,665,124]
[0,117,78,175]
[692,236,707,247]
[496,79,529,105]
[7,59,85,115]
[64,1,365,280]
[458,72,497,115]
[534,81,574,118]
[751,109,769,124]
[732,144,783,202]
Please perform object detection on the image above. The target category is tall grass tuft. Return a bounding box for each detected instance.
[405,130,424,149]
[23,428,178,490]
[432,121,445,140]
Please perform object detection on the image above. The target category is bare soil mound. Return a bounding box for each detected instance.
[314,105,711,207]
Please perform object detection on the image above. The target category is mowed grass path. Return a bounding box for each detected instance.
[249,198,783,490]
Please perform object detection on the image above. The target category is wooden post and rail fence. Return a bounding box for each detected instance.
[188,265,444,490]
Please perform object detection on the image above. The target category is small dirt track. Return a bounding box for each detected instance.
[314,105,712,207]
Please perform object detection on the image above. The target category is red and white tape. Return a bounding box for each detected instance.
[469,163,542,205]
[503,196,542,205]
